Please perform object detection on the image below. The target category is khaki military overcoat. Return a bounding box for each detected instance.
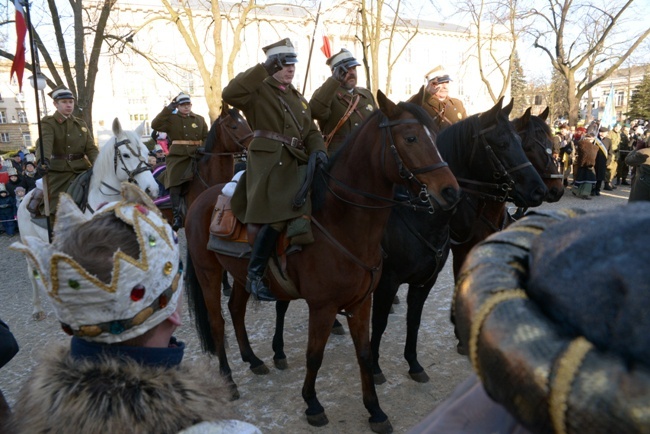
[309,77,376,154]
[151,107,208,189]
[408,85,467,132]
[37,111,98,214]
[223,64,326,224]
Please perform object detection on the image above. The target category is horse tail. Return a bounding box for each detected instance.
[185,248,217,354]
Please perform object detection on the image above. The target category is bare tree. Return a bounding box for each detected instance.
[459,0,527,104]
[529,0,650,126]
[0,0,116,133]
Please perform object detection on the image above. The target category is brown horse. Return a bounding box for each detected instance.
[157,103,252,224]
[185,91,460,433]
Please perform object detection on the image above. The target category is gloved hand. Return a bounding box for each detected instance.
[38,159,50,176]
[263,54,283,76]
[166,98,178,111]
[314,150,328,166]
[332,64,348,83]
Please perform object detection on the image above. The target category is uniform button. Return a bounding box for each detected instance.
[354,123,359,126]
[279,162,283,166]
[301,110,305,114]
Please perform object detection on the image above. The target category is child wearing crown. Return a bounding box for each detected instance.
[7,184,260,434]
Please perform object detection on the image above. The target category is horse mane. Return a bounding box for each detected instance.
[513,113,553,144]
[436,114,481,162]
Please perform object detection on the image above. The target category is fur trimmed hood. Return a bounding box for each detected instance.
[8,345,238,434]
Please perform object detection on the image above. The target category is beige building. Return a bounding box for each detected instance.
[0,62,40,153]
[580,64,650,124]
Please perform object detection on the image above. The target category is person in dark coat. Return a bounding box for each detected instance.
[5,167,27,198]
[572,133,598,199]
[0,318,19,429]
[616,126,632,185]
[408,65,467,132]
[222,37,327,301]
[592,127,611,196]
[625,145,650,202]
[151,93,208,231]
[309,49,377,154]
[0,184,17,236]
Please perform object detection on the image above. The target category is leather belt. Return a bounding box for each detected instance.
[253,130,304,151]
[51,153,85,161]
[172,140,202,146]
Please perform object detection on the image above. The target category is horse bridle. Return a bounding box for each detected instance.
[100,137,152,196]
[518,128,564,180]
[455,124,532,202]
[321,113,449,214]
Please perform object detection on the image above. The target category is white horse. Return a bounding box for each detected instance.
[17,118,159,320]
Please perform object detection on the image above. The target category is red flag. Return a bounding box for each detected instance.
[10,0,27,92]
[320,35,331,58]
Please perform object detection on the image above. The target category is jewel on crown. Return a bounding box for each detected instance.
[11,183,183,344]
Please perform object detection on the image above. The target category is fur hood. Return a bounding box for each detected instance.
[8,345,238,434]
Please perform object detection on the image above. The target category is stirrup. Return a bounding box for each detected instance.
[246,276,276,301]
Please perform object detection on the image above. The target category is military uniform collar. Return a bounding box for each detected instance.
[266,76,295,93]
[53,110,73,124]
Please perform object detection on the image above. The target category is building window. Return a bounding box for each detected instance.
[23,132,31,146]
[0,133,9,143]
[0,111,7,124]
[129,114,148,122]
[615,91,624,107]
[534,95,543,105]
[405,76,412,95]
[17,111,28,123]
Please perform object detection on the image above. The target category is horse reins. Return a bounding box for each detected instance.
[517,128,564,180]
[99,137,152,197]
[455,124,532,202]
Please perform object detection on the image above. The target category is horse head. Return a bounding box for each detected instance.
[92,118,159,200]
[376,90,460,211]
[512,107,564,202]
[204,102,253,155]
[474,97,547,207]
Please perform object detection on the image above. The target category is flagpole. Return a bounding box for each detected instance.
[302,1,322,94]
[23,0,52,242]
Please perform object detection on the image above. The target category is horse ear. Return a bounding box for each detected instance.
[221,101,228,116]
[481,97,502,122]
[135,121,145,137]
[539,107,550,121]
[376,90,397,116]
[112,118,124,137]
[503,98,514,117]
[521,107,532,124]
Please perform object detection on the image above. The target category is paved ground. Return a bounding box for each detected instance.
[0,182,631,433]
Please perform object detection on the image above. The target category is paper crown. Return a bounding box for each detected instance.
[0,183,6,193]
[326,49,361,71]
[263,38,298,65]
[25,153,36,163]
[425,65,451,83]
[175,92,191,105]
[11,183,183,344]
[49,86,75,100]
[6,167,17,176]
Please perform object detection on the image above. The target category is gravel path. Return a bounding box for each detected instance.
[0,184,631,433]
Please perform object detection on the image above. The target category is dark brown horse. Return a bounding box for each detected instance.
[369,103,560,385]
[157,103,252,224]
[185,91,460,433]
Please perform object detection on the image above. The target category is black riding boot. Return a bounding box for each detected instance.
[246,225,279,301]
[169,186,183,231]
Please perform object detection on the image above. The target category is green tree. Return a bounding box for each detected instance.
[626,74,650,119]
[510,51,528,116]
[548,69,569,123]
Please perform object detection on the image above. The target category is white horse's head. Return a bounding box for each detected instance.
[93,118,159,199]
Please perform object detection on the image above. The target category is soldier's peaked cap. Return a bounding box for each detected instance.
[49,86,75,101]
[262,38,298,65]
[326,49,361,71]
[175,92,191,105]
[425,65,451,83]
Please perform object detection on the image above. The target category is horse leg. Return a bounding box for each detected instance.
[301,304,337,428]
[272,300,289,369]
[370,279,400,385]
[28,262,45,321]
[185,251,239,399]
[404,284,434,383]
[347,298,393,434]
[222,270,232,297]
[228,279,269,375]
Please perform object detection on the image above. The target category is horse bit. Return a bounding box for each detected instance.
[100,137,151,195]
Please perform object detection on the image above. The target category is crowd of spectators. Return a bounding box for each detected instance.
[0,151,42,236]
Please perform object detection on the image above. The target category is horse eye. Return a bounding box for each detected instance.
[123,153,131,158]
[231,125,237,129]
[406,136,417,144]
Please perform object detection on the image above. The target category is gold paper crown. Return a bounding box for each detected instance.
[11,183,183,344]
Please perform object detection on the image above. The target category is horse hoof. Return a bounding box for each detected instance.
[370,419,393,434]
[33,311,46,321]
[273,357,288,370]
[456,341,469,356]
[331,325,345,335]
[374,372,387,385]
[250,363,270,375]
[393,294,400,305]
[409,370,430,383]
[307,412,329,427]
[389,305,395,314]
[223,287,232,297]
